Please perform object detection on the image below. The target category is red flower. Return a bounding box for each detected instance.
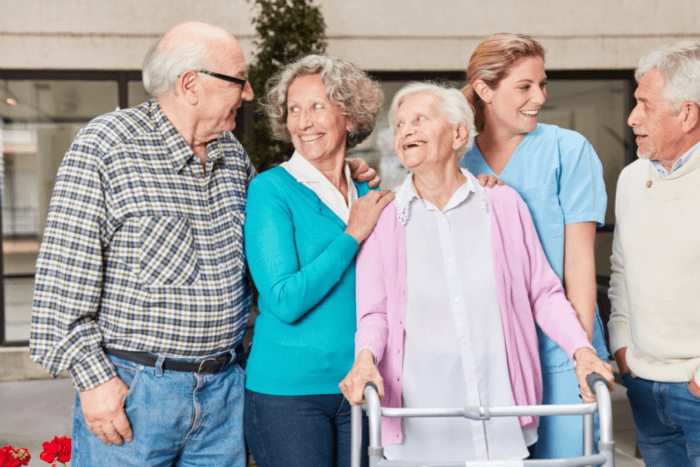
[0,446,31,467]
[40,436,71,465]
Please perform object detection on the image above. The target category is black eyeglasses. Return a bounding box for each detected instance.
[196,70,248,88]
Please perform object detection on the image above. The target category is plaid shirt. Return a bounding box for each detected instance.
[30,99,256,391]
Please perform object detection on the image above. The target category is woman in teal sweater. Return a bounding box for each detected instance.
[243,55,393,467]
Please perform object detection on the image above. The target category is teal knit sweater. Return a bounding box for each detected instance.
[244,166,371,395]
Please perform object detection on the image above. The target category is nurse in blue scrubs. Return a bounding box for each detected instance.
[459,33,609,459]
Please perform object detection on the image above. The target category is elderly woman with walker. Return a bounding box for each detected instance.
[340,82,614,464]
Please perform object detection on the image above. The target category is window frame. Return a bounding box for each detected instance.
[0,70,143,346]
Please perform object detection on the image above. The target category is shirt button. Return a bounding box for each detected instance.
[646,180,653,188]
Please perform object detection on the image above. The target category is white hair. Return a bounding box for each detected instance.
[142,38,212,97]
[636,41,700,114]
[388,82,477,157]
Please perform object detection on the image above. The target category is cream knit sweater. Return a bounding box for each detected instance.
[608,148,700,386]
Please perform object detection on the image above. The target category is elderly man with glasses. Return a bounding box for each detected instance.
[30,21,375,467]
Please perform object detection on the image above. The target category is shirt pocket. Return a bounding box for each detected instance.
[139,216,201,286]
[110,216,201,287]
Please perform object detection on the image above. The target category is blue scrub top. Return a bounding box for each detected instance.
[460,123,607,373]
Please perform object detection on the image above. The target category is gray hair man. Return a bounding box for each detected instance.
[608,41,700,467]
[30,21,256,466]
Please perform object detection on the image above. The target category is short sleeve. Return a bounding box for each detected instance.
[558,130,607,227]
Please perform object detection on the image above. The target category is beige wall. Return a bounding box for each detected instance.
[2,0,700,71]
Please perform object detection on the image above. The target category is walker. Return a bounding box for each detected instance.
[351,373,614,467]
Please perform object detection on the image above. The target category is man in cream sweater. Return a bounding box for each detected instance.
[608,41,700,467]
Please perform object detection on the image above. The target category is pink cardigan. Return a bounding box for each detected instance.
[355,185,593,445]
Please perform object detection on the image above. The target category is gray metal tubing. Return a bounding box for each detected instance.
[352,405,362,467]
[364,384,384,459]
[360,377,614,467]
[583,413,594,462]
[592,380,615,467]
[381,403,598,419]
[370,453,608,466]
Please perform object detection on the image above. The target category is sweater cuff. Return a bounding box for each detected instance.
[70,349,119,391]
[570,343,596,367]
[336,232,360,257]
[608,321,632,355]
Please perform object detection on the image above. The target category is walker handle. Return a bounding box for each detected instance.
[364,381,379,395]
[586,372,609,395]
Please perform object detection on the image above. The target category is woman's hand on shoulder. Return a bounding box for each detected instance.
[345,189,395,244]
[475,173,506,187]
[339,348,384,405]
[347,158,381,188]
[573,347,615,403]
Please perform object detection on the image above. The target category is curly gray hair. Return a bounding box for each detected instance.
[389,82,477,159]
[636,41,700,114]
[263,55,384,149]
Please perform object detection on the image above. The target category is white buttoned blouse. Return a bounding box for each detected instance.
[384,170,536,463]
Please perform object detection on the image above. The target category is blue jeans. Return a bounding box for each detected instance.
[244,389,369,467]
[622,373,700,467]
[72,352,246,467]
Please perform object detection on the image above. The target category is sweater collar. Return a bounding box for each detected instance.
[651,140,700,177]
[647,142,700,181]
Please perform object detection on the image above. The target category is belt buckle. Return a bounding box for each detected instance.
[197,355,229,374]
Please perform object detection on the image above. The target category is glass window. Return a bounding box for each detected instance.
[1,79,118,343]
[128,81,151,108]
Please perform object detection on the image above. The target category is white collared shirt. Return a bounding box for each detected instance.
[384,169,534,462]
[281,151,357,223]
[651,140,700,177]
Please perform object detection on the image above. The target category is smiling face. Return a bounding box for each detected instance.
[393,92,462,173]
[286,74,350,165]
[196,40,254,141]
[628,68,686,166]
[484,56,547,135]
